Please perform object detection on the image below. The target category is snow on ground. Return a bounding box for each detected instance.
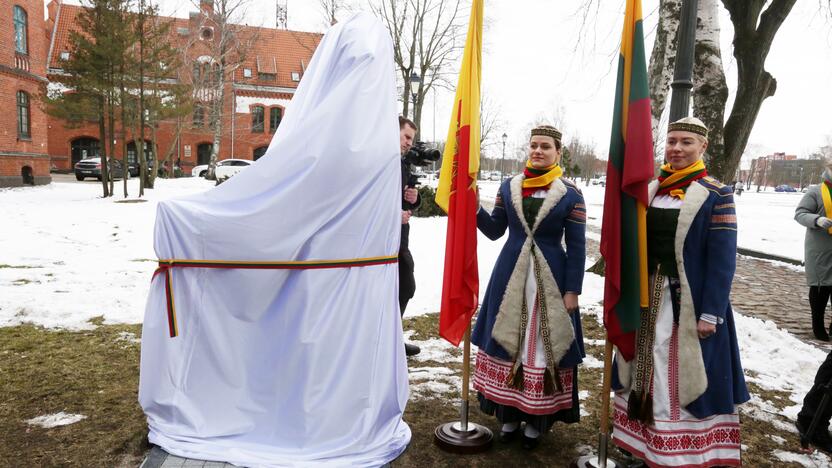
[2,177,830,464]
[25,412,87,428]
[0,178,215,329]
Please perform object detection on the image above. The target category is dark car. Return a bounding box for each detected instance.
[74,157,128,181]
[127,159,155,178]
[774,184,797,193]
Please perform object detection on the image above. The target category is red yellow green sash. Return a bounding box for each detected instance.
[152,255,399,338]
[656,159,707,200]
[522,162,562,198]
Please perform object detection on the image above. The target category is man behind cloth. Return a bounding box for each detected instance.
[138,13,410,467]
[398,116,421,356]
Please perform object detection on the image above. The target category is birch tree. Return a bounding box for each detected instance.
[371,0,466,135]
[189,0,257,178]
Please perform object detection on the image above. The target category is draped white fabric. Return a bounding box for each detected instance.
[138,13,410,467]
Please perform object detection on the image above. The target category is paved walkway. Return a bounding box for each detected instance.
[583,227,830,350]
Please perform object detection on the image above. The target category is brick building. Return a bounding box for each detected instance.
[0,0,51,187]
[748,152,823,190]
[0,0,320,187]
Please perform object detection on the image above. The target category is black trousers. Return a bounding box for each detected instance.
[810,286,832,336]
[799,349,832,430]
[398,248,416,316]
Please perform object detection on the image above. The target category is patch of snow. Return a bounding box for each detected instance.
[25,412,86,428]
[772,449,831,466]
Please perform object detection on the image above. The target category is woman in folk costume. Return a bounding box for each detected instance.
[795,160,832,342]
[612,117,750,467]
[472,124,587,450]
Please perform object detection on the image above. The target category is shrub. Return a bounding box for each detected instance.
[412,185,447,217]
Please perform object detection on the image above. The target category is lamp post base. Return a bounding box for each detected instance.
[570,455,626,468]
[433,421,493,454]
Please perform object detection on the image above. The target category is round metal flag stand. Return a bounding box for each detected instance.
[433,327,493,454]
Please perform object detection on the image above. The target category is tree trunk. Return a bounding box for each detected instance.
[98,97,110,197]
[107,91,116,196]
[713,0,797,181]
[648,0,681,158]
[692,0,728,176]
[120,78,129,198]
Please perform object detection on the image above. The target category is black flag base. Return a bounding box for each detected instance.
[433,420,493,454]
[570,433,625,468]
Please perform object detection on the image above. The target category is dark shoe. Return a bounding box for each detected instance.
[797,420,832,453]
[521,434,540,450]
[499,429,519,443]
[815,330,830,342]
[404,343,421,356]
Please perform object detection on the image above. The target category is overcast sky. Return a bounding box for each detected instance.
[54,0,832,165]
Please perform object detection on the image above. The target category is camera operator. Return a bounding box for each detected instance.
[399,116,421,357]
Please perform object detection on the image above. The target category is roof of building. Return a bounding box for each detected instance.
[47,2,321,90]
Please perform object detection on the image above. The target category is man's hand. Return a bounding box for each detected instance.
[818,217,832,230]
[402,210,412,224]
[563,292,579,313]
[404,186,418,205]
[697,319,716,339]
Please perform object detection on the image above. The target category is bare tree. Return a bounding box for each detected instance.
[371,0,466,136]
[318,0,344,25]
[189,0,257,178]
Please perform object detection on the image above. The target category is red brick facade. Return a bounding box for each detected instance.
[0,0,51,187]
[0,1,320,186]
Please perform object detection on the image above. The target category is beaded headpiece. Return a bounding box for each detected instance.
[530,125,562,142]
[668,117,708,140]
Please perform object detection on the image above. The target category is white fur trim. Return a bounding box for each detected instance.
[673,182,709,406]
[492,175,573,363]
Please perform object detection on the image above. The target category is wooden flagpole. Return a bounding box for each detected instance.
[434,323,492,453]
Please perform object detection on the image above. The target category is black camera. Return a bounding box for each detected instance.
[403,141,441,167]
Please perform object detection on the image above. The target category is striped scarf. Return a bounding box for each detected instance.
[656,160,707,200]
[522,162,562,198]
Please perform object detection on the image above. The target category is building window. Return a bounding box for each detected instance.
[193,104,205,128]
[251,106,264,133]
[14,6,28,55]
[258,72,276,82]
[269,107,282,133]
[17,91,30,139]
[60,51,70,60]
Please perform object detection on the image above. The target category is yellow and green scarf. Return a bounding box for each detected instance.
[656,159,707,200]
[522,161,562,198]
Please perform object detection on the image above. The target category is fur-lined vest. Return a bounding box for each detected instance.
[613,177,750,418]
[472,175,587,368]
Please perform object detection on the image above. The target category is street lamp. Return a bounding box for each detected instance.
[409,71,421,122]
[500,133,508,182]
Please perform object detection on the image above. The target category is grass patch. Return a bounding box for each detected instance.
[114,199,148,204]
[0,264,42,269]
[0,311,813,466]
[0,323,148,467]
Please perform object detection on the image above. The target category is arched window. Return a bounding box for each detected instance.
[14,6,27,54]
[253,146,268,161]
[17,91,30,139]
[269,107,283,133]
[251,106,265,133]
[70,137,100,166]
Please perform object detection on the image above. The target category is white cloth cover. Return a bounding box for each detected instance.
[138,13,410,467]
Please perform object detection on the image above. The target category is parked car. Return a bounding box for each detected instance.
[591,176,606,186]
[74,157,128,181]
[489,172,501,181]
[127,159,155,178]
[774,184,797,192]
[215,159,254,183]
[191,158,250,180]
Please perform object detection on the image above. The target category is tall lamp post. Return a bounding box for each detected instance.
[500,133,508,182]
[409,71,421,126]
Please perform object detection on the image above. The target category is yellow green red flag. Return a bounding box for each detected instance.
[435,0,482,346]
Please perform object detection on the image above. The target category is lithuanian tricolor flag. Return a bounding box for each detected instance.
[600,0,655,361]
[435,0,482,346]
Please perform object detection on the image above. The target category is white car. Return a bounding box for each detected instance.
[191,158,250,179]
[215,159,253,182]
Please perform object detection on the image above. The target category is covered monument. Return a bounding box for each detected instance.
[138,13,411,467]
